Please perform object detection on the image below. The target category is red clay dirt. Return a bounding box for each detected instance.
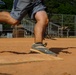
[0,38,76,75]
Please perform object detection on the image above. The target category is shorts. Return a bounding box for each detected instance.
[10,0,46,21]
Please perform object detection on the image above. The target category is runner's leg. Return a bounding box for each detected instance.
[34,10,49,43]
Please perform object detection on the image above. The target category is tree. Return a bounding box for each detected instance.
[45,0,76,14]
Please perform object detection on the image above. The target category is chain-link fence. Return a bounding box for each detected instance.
[21,14,76,38]
[50,14,76,38]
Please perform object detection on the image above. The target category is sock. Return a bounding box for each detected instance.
[35,42,43,44]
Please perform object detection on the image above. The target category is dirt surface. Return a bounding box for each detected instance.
[0,38,76,75]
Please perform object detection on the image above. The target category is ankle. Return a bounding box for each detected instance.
[35,42,43,44]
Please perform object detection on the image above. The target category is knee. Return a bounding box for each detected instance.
[37,17,49,27]
[7,14,20,25]
[9,19,19,25]
[45,18,49,26]
[1,11,19,25]
[6,18,19,25]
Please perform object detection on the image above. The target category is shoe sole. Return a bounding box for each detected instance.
[30,49,57,56]
[30,49,46,54]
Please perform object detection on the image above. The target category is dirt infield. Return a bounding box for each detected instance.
[0,38,76,75]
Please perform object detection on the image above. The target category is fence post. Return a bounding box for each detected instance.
[74,15,76,36]
[61,14,64,37]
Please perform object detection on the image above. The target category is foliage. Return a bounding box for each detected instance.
[0,0,13,10]
[1,0,76,14]
[45,0,76,14]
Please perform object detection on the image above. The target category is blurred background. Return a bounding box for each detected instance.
[0,0,76,38]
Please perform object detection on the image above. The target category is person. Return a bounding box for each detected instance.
[0,0,57,56]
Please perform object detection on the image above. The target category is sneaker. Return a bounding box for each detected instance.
[30,43,57,56]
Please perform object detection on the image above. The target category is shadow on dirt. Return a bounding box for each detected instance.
[0,51,27,54]
[0,47,76,55]
[0,73,12,75]
[0,51,39,55]
[49,47,76,54]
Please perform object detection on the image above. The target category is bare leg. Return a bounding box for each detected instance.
[0,11,19,25]
[34,11,49,43]
[30,11,57,56]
